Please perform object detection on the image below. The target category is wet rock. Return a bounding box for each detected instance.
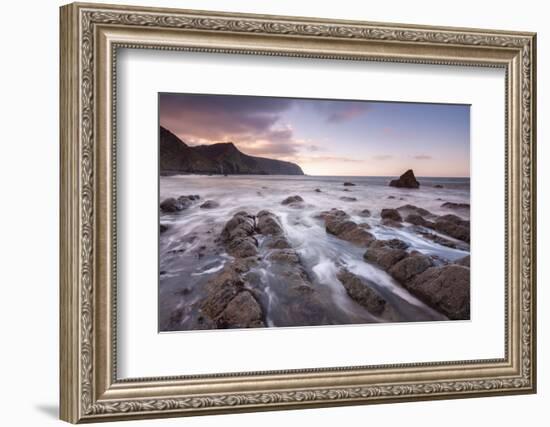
[266,237,291,249]
[389,254,433,283]
[455,255,470,267]
[434,214,470,243]
[434,184,444,188]
[381,208,402,222]
[314,188,322,193]
[221,212,258,258]
[337,269,387,316]
[343,182,356,186]
[200,266,265,328]
[340,196,357,202]
[266,248,300,264]
[415,230,463,250]
[216,291,265,328]
[404,214,431,227]
[441,202,470,210]
[364,239,408,270]
[406,265,470,320]
[160,196,194,212]
[397,204,432,217]
[282,195,304,205]
[387,195,396,199]
[256,210,284,236]
[389,169,420,189]
[343,188,351,192]
[381,219,403,228]
[322,210,375,247]
[200,200,220,209]
[358,209,371,217]
[160,223,169,233]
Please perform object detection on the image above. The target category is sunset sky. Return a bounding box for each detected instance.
[159,93,470,177]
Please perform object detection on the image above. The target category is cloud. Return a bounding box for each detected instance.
[326,103,370,123]
[160,93,312,158]
[372,155,394,160]
[413,155,432,160]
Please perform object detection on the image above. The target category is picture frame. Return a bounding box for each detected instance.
[59,2,537,423]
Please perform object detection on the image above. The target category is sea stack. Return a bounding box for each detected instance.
[389,169,420,189]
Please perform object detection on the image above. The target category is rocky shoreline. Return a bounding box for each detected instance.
[160,178,471,330]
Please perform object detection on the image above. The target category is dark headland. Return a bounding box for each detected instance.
[159,126,304,175]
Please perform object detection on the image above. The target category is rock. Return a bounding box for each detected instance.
[358,209,371,217]
[343,188,351,192]
[381,219,403,228]
[282,195,304,205]
[201,267,245,319]
[216,291,265,328]
[406,265,470,320]
[339,196,357,202]
[343,182,356,186]
[434,184,444,188]
[322,209,375,247]
[266,249,300,264]
[389,254,433,283]
[381,208,402,222]
[314,188,322,193]
[389,169,420,189]
[256,210,283,236]
[405,214,431,227]
[441,202,470,210]
[160,223,169,233]
[160,196,194,212]
[455,255,470,267]
[266,237,291,249]
[434,214,470,243]
[199,200,220,209]
[387,195,396,199]
[397,204,432,217]
[364,239,408,270]
[221,212,258,258]
[200,266,265,328]
[337,269,387,315]
[416,230,462,249]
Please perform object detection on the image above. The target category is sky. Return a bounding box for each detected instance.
[159,93,470,177]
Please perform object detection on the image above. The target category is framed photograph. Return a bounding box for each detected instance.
[60,2,537,423]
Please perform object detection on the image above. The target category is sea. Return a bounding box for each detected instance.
[159,175,470,331]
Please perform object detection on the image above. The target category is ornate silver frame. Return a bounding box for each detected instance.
[60,2,537,423]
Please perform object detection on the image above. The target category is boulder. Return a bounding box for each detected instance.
[358,209,371,217]
[434,214,470,243]
[381,219,403,228]
[199,200,220,209]
[406,265,470,320]
[343,182,356,186]
[282,195,304,205]
[404,214,431,227]
[220,212,258,258]
[389,254,433,283]
[314,188,322,193]
[216,291,265,328]
[455,255,470,267]
[256,210,284,236]
[381,208,402,222]
[337,269,387,316]
[389,169,420,189]
[364,239,408,270]
[323,210,375,247]
[160,223,169,234]
[160,195,198,212]
[339,196,357,202]
[434,184,444,188]
[441,202,470,210]
[397,204,432,217]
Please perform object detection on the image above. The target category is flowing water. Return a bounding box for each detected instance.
[159,175,470,332]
